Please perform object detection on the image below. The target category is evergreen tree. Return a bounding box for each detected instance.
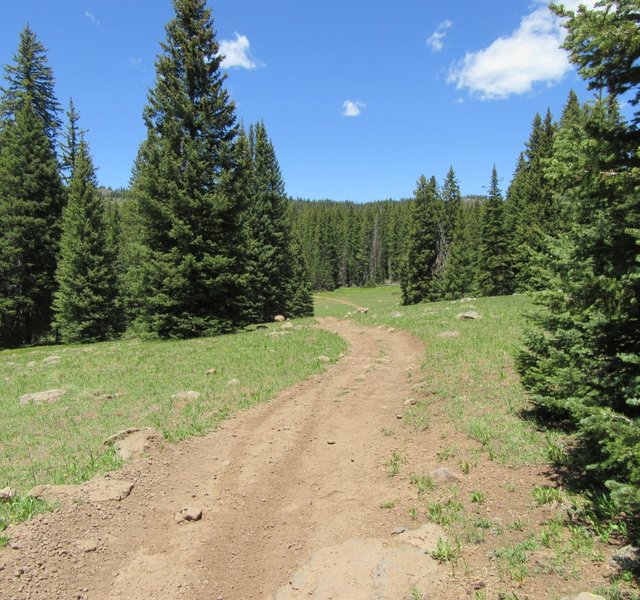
[287,234,314,317]
[521,0,640,534]
[0,99,64,346]
[129,0,248,338]
[53,137,124,342]
[441,166,462,251]
[401,175,441,305]
[439,198,483,299]
[477,166,513,296]
[0,25,61,144]
[60,98,83,185]
[244,122,305,321]
[506,111,557,290]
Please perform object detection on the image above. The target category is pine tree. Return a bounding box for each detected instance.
[521,0,640,533]
[60,98,83,185]
[53,137,124,343]
[477,166,513,296]
[129,0,248,338]
[244,122,300,321]
[287,234,314,317]
[0,99,64,346]
[0,25,61,144]
[441,166,462,250]
[506,111,557,290]
[439,198,483,299]
[401,175,442,305]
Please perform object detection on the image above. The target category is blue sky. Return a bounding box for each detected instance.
[1,1,600,202]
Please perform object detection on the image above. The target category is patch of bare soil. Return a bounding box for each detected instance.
[0,318,624,599]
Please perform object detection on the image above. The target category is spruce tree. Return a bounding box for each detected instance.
[441,166,462,251]
[520,0,640,533]
[0,25,61,144]
[439,199,483,299]
[401,175,441,305]
[0,99,64,346]
[129,0,248,337]
[477,166,513,296]
[506,111,557,290]
[53,137,124,343]
[60,98,83,185]
[244,122,305,320]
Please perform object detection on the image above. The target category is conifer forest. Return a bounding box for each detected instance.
[1,0,639,552]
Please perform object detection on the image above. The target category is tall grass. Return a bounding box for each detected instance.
[0,320,346,491]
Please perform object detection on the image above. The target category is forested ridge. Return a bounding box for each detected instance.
[0,0,638,546]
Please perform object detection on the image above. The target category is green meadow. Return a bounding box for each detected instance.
[0,321,346,493]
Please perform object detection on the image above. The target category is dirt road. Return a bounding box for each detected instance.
[0,318,447,600]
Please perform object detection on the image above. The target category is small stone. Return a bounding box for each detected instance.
[19,389,66,405]
[560,594,606,600]
[171,391,201,401]
[175,507,203,523]
[395,413,403,419]
[42,355,61,365]
[281,321,294,329]
[403,398,417,406]
[274,315,286,322]
[357,307,369,314]
[206,368,217,375]
[457,311,480,320]
[429,467,462,484]
[391,527,407,535]
[327,440,336,445]
[0,487,16,501]
[387,328,395,333]
[77,539,98,553]
[610,545,639,570]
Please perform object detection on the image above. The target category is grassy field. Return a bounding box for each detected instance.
[316,286,554,465]
[0,320,346,495]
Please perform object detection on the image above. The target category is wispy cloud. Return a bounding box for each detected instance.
[342,100,366,117]
[427,20,453,53]
[447,1,597,99]
[219,33,262,69]
[129,58,142,68]
[84,10,100,26]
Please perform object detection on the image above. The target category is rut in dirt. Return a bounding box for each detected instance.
[1,318,446,600]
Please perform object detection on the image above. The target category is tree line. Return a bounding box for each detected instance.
[0,0,313,348]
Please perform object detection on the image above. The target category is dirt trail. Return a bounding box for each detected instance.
[1,318,447,600]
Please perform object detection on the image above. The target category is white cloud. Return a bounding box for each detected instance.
[342,100,366,117]
[427,20,453,53]
[447,2,597,99]
[219,33,261,69]
[84,10,100,26]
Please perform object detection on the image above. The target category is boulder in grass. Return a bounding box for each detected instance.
[274,315,286,322]
[104,427,164,461]
[457,311,480,320]
[171,390,201,402]
[0,487,16,502]
[19,389,66,405]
